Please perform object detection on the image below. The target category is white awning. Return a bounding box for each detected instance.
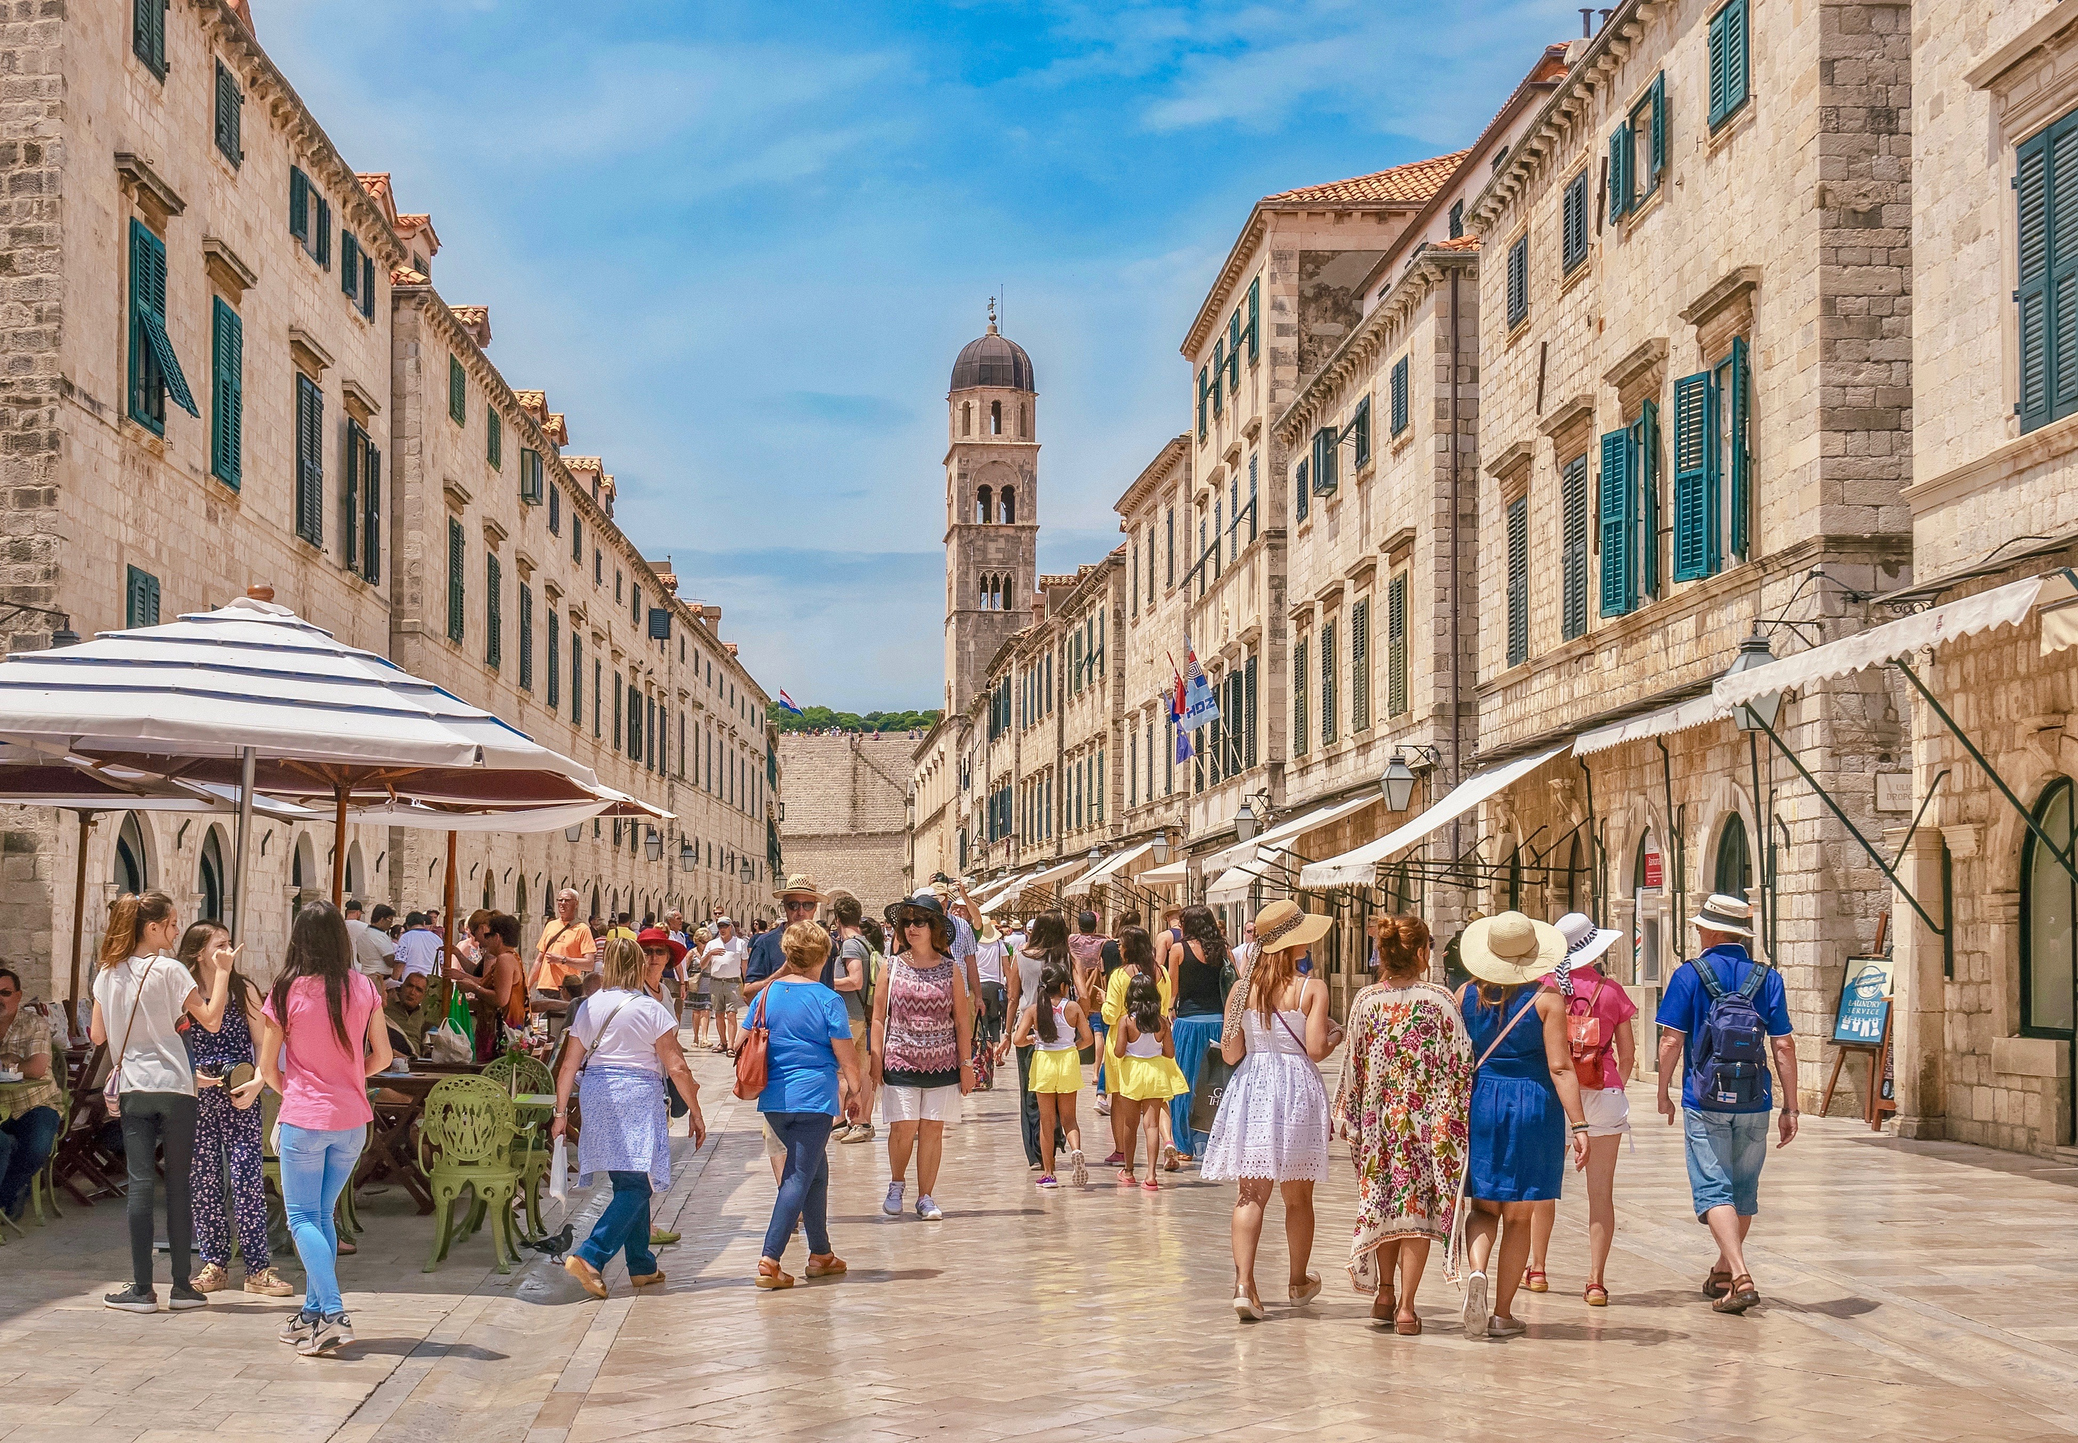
[1299,743,1573,889]
[993,855,1089,912]
[979,875,1032,915]
[1200,791,1384,876]
[1714,571,2078,709]
[1574,694,1730,756]
[1136,860,1187,888]
[1064,842,1153,897]
[1206,865,1260,903]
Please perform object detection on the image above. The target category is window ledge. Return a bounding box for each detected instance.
[1558,254,1595,298]
[1705,100,1756,156]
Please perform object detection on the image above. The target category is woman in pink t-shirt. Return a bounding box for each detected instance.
[258,901,392,1356]
[1525,913,1638,1306]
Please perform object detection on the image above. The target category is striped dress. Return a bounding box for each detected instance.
[881,954,959,1089]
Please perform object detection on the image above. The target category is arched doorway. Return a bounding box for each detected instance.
[1715,812,1752,900]
[2021,778,2076,1144]
[344,841,365,900]
[515,873,529,921]
[198,827,225,922]
[113,812,147,895]
[1632,829,1664,984]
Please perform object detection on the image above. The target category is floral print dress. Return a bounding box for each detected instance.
[1332,980,1473,1295]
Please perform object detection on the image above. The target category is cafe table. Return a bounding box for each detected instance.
[356,1071,445,1214]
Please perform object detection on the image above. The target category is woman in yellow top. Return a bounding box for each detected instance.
[1101,927,1182,1174]
[1109,974,1190,1189]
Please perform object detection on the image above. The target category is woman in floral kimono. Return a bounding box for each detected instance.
[1334,912,1473,1334]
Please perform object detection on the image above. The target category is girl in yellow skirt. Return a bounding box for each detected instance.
[1110,975,1191,1190]
[1011,963,1092,1189]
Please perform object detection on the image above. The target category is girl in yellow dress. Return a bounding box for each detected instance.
[1110,975,1190,1190]
[1011,963,1092,1189]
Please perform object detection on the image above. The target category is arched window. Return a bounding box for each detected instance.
[1715,812,1752,900]
[589,884,601,920]
[979,576,992,610]
[199,826,225,922]
[482,871,495,912]
[2022,777,2076,1036]
[113,812,147,894]
[990,400,1002,435]
[1001,486,1015,524]
[1019,404,1028,438]
[976,486,992,524]
[1506,845,1523,911]
[993,575,1005,611]
[1564,833,1587,914]
[961,402,972,437]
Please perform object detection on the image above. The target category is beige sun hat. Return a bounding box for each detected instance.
[1250,899,1332,954]
[771,872,827,903]
[1460,911,1567,986]
[1689,892,1755,938]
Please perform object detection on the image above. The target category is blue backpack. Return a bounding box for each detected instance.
[1691,953,1771,1108]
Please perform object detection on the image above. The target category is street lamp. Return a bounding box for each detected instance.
[564,823,583,842]
[1235,798,1259,843]
[777,801,786,823]
[1381,752,1417,812]
[1151,828,1170,865]
[679,840,695,872]
[644,827,662,862]
[1725,629,1782,733]
[1086,846,1101,866]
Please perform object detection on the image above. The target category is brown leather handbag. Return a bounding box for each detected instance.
[732,988,771,1100]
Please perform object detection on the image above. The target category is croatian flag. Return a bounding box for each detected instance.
[1179,636,1220,733]
[1169,686,1194,764]
[776,691,804,715]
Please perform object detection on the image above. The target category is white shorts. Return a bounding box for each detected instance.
[1581,1086,1632,1137]
[881,1083,960,1126]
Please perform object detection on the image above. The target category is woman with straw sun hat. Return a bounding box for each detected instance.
[1201,900,1335,1322]
[1451,911,1590,1341]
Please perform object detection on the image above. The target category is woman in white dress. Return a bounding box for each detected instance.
[1202,900,1335,1321]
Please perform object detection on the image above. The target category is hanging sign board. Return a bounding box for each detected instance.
[1830,955,1895,1046]
[1642,849,1663,889]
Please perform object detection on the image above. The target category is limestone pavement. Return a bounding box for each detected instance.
[3,1042,2077,1442]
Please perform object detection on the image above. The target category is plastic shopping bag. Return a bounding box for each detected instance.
[548,1135,569,1203]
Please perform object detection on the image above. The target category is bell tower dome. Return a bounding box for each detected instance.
[942,300,1038,715]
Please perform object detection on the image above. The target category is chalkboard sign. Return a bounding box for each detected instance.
[1830,955,1894,1046]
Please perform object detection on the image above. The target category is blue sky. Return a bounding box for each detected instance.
[264,0,1581,711]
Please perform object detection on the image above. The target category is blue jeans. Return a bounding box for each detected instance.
[760,1111,832,1262]
[576,1171,656,1275]
[278,1123,364,1317]
[0,1103,61,1214]
[1682,1108,1769,1217]
[1090,1019,1108,1092]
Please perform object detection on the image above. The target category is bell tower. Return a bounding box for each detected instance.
[943,301,1038,715]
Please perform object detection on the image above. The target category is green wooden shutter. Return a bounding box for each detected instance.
[129,220,165,429]
[341,420,361,573]
[289,166,309,242]
[134,0,166,74]
[294,374,323,545]
[1709,0,1749,128]
[1292,636,1308,756]
[1598,431,1633,617]
[1197,365,1208,439]
[1391,356,1409,435]
[1506,496,1529,665]
[126,565,160,628]
[363,443,381,583]
[447,517,465,642]
[1295,460,1309,520]
[1387,574,1408,717]
[315,197,331,268]
[1672,371,1711,580]
[487,407,502,470]
[548,610,560,706]
[1649,72,1668,182]
[1211,340,1224,416]
[1227,311,1241,390]
[1562,453,1590,638]
[1727,336,1750,560]
[1507,235,1528,327]
[210,297,242,488]
[214,61,242,164]
[486,553,502,670]
[448,355,466,424]
[1354,397,1371,466]
[1320,619,1336,745]
[1350,597,1370,732]
[341,232,359,299]
[1246,277,1260,361]
[1637,398,1661,598]
[571,634,582,722]
[1245,653,1258,767]
[361,253,376,319]
[1562,170,1588,272]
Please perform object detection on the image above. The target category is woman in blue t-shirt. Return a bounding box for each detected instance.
[756,921,863,1290]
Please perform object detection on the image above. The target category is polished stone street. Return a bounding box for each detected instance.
[4,1042,2078,1443]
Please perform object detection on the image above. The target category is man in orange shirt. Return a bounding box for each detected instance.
[531,888,596,995]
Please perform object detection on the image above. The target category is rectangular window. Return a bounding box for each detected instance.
[1353,396,1372,467]
[1390,357,1410,437]
[133,0,166,76]
[1245,652,1257,768]
[485,552,502,670]
[1561,452,1590,639]
[362,439,381,584]
[289,166,309,246]
[518,583,533,691]
[548,611,561,708]
[128,220,196,434]
[1227,310,1242,391]
[572,514,583,564]
[548,481,561,534]
[1673,349,1748,581]
[1506,234,1529,329]
[213,60,242,165]
[1295,459,1309,522]
[1293,636,1309,756]
[1387,574,1408,717]
[1311,427,1338,495]
[341,418,367,574]
[571,634,582,723]
[1211,340,1225,417]
[1166,508,1176,585]
[294,373,323,546]
[359,252,375,320]
[1562,168,1591,273]
[448,355,466,425]
[487,408,502,470]
[594,661,602,736]
[1350,597,1371,733]
[519,447,543,505]
[446,517,465,642]
[1229,476,1240,561]
[209,297,242,488]
[1708,0,1751,129]
[1248,455,1258,542]
[1448,200,1464,240]
[1165,713,1174,795]
[1197,365,1209,440]
[1212,503,1222,579]
[1246,276,1260,362]
[1320,618,1337,745]
[125,565,161,628]
[1718,337,1750,561]
[1506,495,1530,666]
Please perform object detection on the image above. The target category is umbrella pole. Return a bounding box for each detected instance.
[332,783,348,907]
[443,829,457,977]
[65,810,91,1038]
[229,746,256,947]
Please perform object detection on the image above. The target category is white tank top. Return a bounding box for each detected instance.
[1036,1002,1079,1051]
[1124,1025,1163,1059]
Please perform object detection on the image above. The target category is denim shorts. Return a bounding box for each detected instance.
[1682,1108,1769,1217]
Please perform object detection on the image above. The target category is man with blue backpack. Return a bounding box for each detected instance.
[1655,893,1799,1315]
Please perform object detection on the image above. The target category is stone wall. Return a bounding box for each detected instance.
[778,732,912,908]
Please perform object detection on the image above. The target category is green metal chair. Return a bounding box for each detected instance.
[480,1054,556,1238]
[23,1035,70,1227]
[260,1088,361,1252]
[418,1075,520,1274]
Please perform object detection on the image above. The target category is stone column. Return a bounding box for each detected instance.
[1886,823,1947,1139]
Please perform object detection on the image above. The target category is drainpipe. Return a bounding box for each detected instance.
[1447,266,1465,898]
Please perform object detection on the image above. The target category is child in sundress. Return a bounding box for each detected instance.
[1011,964,1091,1188]
[1108,976,1190,1190]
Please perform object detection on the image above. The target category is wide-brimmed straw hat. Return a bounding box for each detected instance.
[1250,899,1332,955]
[634,926,687,967]
[1460,911,1566,986]
[884,893,956,952]
[1690,892,1754,938]
[1555,912,1622,967]
[773,872,828,903]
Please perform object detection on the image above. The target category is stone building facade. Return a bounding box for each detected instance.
[778,732,910,909]
[0,1,783,1005]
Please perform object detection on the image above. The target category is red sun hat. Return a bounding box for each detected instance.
[635,927,688,967]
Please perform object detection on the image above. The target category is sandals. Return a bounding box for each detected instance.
[755,1259,795,1291]
[805,1253,846,1279]
[1161,1143,1179,1172]
[1712,1274,1760,1314]
[1395,1315,1423,1335]
[1523,1269,1549,1293]
[1370,1286,1398,1327]
[1116,1169,1137,1188]
[1584,1282,1609,1307]
[1703,1268,1733,1300]
[1140,1179,1161,1192]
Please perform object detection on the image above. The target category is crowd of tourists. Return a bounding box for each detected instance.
[26,852,1799,1348]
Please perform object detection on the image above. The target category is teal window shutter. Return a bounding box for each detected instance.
[315,197,331,269]
[1387,574,1408,717]
[1350,597,1370,732]
[294,373,323,545]
[341,419,362,573]
[1562,170,1590,272]
[1245,653,1257,766]
[363,442,382,583]
[448,355,466,425]
[1246,277,1260,362]
[1727,336,1750,559]
[571,634,582,723]
[1292,636,1308,756]
[1562,453,1590,638]
[1609,125,1631,221]
[1649,72,1668,182]
[1448,201,1464,239]
[1709,0,1749,128]
[1211,340,1225,417]
[548,610,560,706]
[1353,396,1371,466]
[1506,495,1529,666]
[1596,433,1633,617]
[1312,426,1337,493]
[134,0,166,76]
[341,232,359,300]
[1672,371,1711,580]
[125,565,161,627]
[1320,618,1335,745]
[289,166,309,243]
[213,61,242,164]
[128,220,196,430]
[2019,126,2051,430]
[485,552,502,670]
[1248,455,1258,541]
[1295,460,1309,520]
[360,252,376,319]
[1390,356,1409,435]
[487,407,502,470]
[1197,365,1208,439]
[209,296,242,488]
[1506,235,1529,328]
[447,517,465,642]
[1227,311,1241,390]
[1637,398,1661,598]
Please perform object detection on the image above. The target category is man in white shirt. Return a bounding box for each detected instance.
[393,912,444,983]
[700,916,748,1054]
[348,902,398,985]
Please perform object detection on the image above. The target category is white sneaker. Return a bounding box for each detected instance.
[1069,1148,1088,1187]
[1095,1095,1111,1116]
[1463,1271,1491,1341]
[881,1181,905,1217]
[915,1194,944,1221]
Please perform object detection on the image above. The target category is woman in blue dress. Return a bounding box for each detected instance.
[1454,912,1589,1340]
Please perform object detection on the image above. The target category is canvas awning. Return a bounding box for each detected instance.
[1299,743,1573,889]
[1135,860,1187,888]
[1714,571,2078,709]
[1200,791,1384,876]
[1064,842,1153,898]
[1206,865,1260,904]
[1574,694,1730,756]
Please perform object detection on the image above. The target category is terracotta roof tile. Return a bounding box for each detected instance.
[1263,150,1470,206]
